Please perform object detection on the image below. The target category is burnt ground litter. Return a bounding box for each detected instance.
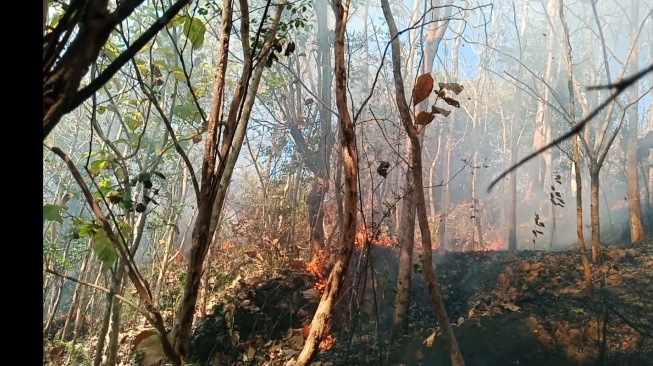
[186,236,653,366]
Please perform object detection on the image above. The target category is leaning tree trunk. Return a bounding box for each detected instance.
[392,3,423,338]
[392,0,453,338]
[380,0,464,364]
[295,1,358,364]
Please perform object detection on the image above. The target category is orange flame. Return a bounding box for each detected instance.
[355,226,396,248]
[305,250,330,294]
[302,324,336,351]
[481,239,506,251]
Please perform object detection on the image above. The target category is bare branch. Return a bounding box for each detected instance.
[488,62,653,192]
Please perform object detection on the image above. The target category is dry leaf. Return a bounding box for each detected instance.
[415,111,436,126]
[289,330,305,349]
[438,82,465,95]
[413,73,434,106]
[431,105,451,117]
[502,303,521,312]
[135,333,174,366]
[302,288,321,303]
[423,331,436,347]
[131,329,157,352]
[442,96,461,108]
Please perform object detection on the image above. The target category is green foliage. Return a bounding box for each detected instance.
[183,16,206,50]
[92,229,117,268]
[89,159,110,175]
[43,204,67,224]
[173,104,202,122]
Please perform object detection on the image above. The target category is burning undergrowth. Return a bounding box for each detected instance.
[181,235,652,366]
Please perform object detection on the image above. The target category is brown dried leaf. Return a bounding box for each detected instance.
[423,331,436,347]
[412,73,434,106]
[442,96,461,108]
[438,82,464,95]
[131,329,157,351]
[431,105,451,117]
[302,288,321,303]
[415,111,436,126]
[135,333,174,366]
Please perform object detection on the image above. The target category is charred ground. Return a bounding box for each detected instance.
[175,235,653,366]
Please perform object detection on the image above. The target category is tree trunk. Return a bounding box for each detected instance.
[392,141,416,339]
[559,0,593,294]
[105,273,125,366]
[94,291,113,366]
[172,2,283,358]
[296,1,358,363]
[626,0,645,243]
[392,0,453,337]
[380,0,464,364]
[590,168,601,262]
[508,3,528,252]
[61,238,93,339]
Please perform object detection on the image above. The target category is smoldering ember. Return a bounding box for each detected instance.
[43,1,653,366]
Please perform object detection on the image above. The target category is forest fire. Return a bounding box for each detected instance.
[355,226,396,248]
[304,250,330,294]
[302,324,336,351]
[481,239,507,251]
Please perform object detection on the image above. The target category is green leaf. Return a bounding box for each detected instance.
[119,197,133,210]
[43,204,67,224]
[157,47,176,60]
[97,106,106,115]
[183,16,206,50]
[167,13,186,28]
[77,220,99,238]
[171,68,187,82]
[89,160,109,175]
[118,221,133,240]
[172,104,200,120]
[138,173,152,183]
[93,230,117,268]
[124,116,142,132]
[152,171,167,180]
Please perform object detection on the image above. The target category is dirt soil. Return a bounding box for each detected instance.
[185,236,653,366]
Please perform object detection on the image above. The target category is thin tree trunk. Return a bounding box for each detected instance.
[380,1,464,364]
[61,238,93,339]
[626,0,644,243]
[94,291,113,366]
[559,0,593,294]
[392,139,416,339]
[173,1,283,357]
[508,2,528,252]
[296,1,358,363]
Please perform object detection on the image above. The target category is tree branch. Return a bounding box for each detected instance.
[488,62,653,192]
[44,268,153,323]
[65,0,192,115]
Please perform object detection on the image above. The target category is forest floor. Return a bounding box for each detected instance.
[127,235,653,366]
